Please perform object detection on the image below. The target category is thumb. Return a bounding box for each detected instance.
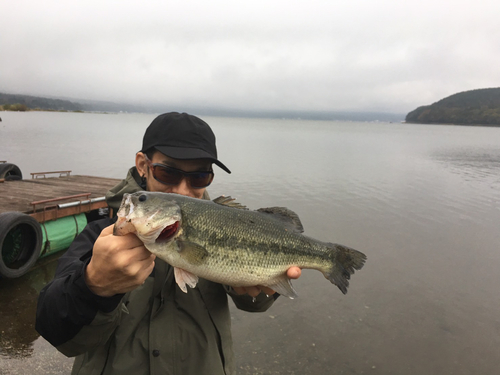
[287,267,301,279]
[100,224,115,236]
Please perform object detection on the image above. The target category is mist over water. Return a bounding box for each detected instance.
[1,112,500,374]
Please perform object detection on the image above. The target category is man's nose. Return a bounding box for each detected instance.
[171,178,194,197]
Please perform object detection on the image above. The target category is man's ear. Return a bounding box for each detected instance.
[136,152,148,177]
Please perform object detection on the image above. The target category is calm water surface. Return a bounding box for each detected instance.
[1,111,500,374]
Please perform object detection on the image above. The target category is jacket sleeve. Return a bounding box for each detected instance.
[35,218,125,357]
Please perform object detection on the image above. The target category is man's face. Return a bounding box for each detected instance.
[136,151,212,199]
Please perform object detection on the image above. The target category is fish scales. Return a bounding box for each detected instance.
[181,199,324,257]
[179,202,329,278]
[114,192,367,297]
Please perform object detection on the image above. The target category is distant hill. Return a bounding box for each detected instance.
[0,92,405,122]
[405,88,500,126]
[0,92,172,113]
[0,93,84,111]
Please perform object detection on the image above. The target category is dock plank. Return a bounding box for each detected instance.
[0,175,121,214]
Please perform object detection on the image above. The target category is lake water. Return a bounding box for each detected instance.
[1,111,500,374]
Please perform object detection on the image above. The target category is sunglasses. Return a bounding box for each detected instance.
[145,157,214,189]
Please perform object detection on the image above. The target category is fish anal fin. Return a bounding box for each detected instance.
[177,240,210,265]
[267,276,299,299]
[213,196,248,210]
[174,267,199,293]
[257,207,304,233]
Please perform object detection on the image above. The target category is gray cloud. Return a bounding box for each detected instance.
[2,0,500,114]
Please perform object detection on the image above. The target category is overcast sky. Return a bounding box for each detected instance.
[1,0,499,114]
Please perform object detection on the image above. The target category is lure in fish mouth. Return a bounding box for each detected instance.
[114,193,182,244]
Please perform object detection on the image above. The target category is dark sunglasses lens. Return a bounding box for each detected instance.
[152,165,213,188]
[153,166,183,185]
[189,172,213,188]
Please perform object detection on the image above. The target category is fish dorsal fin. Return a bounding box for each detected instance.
[213,196,248,210]
[257,207,304,233]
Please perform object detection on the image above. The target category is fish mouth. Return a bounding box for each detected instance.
[114,214,136,236]
[156,221,180,243]
[114,194,135,236]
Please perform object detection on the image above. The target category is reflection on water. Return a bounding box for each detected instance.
[0,255,58,358]
[0,254,75,375]
[434,147,500,186]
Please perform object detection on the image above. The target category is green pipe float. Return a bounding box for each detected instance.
[39,213,87,258]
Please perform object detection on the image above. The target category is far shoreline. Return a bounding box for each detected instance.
[0,108,113,114]
[404,121,500,128]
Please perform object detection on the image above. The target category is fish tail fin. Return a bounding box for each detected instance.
[324,243,367,294]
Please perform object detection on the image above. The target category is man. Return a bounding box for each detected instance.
[36,112,301,375]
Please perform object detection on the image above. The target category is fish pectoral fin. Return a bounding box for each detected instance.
[256,207,304,233]
[267,276,299,299]
[213,195,248,210]
[174,267,199,293]
[177,240,210,265]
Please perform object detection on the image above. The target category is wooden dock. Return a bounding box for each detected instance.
[0,175,121,222]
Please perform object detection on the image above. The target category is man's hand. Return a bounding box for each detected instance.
[85,224,156,297]
[231,267,302,297]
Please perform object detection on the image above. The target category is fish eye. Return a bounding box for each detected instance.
[139,194,148,202]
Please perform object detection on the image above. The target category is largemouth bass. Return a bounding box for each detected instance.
[114,192,366,298]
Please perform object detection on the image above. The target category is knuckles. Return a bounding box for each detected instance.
[91,229,154,293]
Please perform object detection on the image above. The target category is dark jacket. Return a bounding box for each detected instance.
[36,167,276,375]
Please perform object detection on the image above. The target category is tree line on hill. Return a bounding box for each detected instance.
[405,87,500,126]
[0,93,84,112]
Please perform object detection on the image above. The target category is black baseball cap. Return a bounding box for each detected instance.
[141,112,231,174]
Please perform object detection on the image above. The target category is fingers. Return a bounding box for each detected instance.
[259,286,276,296]
[117,251,155,276]
[232,285,275,298]
[231,286,246,295]
[102,223,145,248]
[124,255,156,286]
[100,223,115,236]
[232,267,302,298]
[85,224,155,297]
[232,286,260,297]
[98,224,145,255]
[126,243,155,263]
